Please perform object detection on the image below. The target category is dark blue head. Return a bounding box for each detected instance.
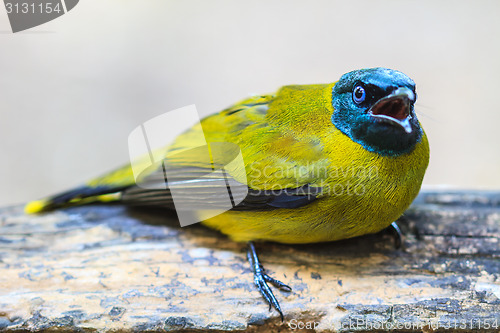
[331,68,423,156]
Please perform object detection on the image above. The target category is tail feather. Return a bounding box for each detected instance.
[24,185,127,214]
[25,161,140,214]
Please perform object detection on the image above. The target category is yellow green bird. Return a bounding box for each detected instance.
[26,67,429,320]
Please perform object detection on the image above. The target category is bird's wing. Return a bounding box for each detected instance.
[121,93,325,211]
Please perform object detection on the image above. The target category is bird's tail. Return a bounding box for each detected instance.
[24,187,126,214]
[25,163,137,214]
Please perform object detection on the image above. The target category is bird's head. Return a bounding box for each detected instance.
[331,68,423,156]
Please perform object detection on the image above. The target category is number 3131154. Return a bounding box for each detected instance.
[5,2,62,14]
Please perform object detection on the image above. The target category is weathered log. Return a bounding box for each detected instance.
[0,191,499,332]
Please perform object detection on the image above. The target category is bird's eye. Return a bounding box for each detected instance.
[352,85,366,104]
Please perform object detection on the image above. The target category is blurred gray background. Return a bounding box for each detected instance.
[1,0,499,206]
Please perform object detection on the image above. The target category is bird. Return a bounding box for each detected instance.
[25,67,429,321]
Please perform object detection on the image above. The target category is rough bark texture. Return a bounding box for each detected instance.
[0,191,499,332]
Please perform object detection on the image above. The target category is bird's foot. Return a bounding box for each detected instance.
[386,221,402,249]
[247,242,291,321]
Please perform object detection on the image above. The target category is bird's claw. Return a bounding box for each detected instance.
[263,271,292,291]
[247,242,291,321]
[387,221,402,249]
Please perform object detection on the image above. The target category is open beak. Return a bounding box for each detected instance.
[368,87,415,134]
